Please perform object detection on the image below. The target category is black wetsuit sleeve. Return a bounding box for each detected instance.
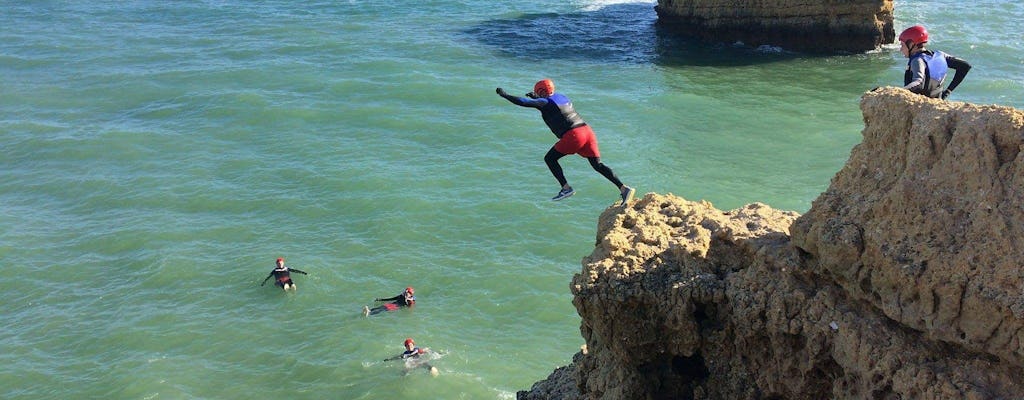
[377,294,402,302]
[261,272,274,284]
[944,55,972,93]
[498,90,549,108]
[289,268,308,275]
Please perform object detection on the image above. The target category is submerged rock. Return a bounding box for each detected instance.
[519,89,1024,399]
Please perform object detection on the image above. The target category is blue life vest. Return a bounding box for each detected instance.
[910,51,949,82]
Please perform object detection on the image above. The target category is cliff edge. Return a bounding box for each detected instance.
[655,0,894,53]
[518,88,1024,399]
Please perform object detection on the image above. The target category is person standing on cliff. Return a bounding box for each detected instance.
[899,25,971,100]
[496,79,635,205]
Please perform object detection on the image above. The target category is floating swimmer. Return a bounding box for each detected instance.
[260,257,308,291]
[383,337,438,376]
[363,286,415,316]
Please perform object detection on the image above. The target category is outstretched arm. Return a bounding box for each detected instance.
[289,268,308,275]
[496,87,548,108]
[375,295,402,302]
[943,55,972,96]
[260,272,273,286]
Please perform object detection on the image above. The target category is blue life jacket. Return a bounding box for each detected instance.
[910,51,949,82]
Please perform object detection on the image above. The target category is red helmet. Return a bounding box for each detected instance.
[276,257,284,263]
[533,79,555,97]
[404,338,415,346]
[405,286,414,294]
[899,25,928,47]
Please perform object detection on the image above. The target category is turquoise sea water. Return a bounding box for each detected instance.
[1,1,1021,398]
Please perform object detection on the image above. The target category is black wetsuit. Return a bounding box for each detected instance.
[262,266,307,288]
[376,293,415,306]
[904,50,971,98]
[367,292,415,315]
[497,89,624,188]
[401,348,424,359]
[397,347,434,371]
[498,92,586,139]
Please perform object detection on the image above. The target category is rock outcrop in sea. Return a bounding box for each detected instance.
[518,88,1024,399]
[655,0,895,53]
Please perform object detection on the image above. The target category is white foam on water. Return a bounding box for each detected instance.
[573,0,655,12]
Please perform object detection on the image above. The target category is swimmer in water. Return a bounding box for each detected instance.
[383,337,438,376]
[363,286,415,316]
[260,257,308,291]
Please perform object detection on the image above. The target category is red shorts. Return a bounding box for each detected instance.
[554,125,600,158]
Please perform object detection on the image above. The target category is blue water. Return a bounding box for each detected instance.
[1,1,1021,398]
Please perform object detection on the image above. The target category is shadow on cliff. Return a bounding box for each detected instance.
[460,3,803,67]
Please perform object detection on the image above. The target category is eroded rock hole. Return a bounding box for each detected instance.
[693,303,709,325]
[671,353,709,383]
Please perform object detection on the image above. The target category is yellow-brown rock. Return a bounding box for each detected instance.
[792,88,1024,365]
[655,0,895,53]
[518,88,1024,399]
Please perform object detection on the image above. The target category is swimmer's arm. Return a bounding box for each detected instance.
[496,88,548,108]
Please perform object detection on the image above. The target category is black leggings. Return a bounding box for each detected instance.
[544,147,623,188]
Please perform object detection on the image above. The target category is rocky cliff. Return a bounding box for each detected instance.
[655,0,894,53]
[518,88,1024,399]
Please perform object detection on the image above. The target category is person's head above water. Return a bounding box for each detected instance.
[404,338,415,350]
[276,257,284,266]
[533,79,555,98]
[899,25,929,57]
[405,286,414,295]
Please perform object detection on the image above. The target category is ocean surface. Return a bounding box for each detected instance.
[1,0,1021,398]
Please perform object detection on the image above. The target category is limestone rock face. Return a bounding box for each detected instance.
[517,352,585,400]
[517,89,1024,399]
[791,88,1024,365]
[655,0,894,53]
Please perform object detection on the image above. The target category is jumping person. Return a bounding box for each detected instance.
[363,286,416,316]
[384,337,438,376]
[260,257,308,291]
[899,25,971,100]
[496,79,635,205]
